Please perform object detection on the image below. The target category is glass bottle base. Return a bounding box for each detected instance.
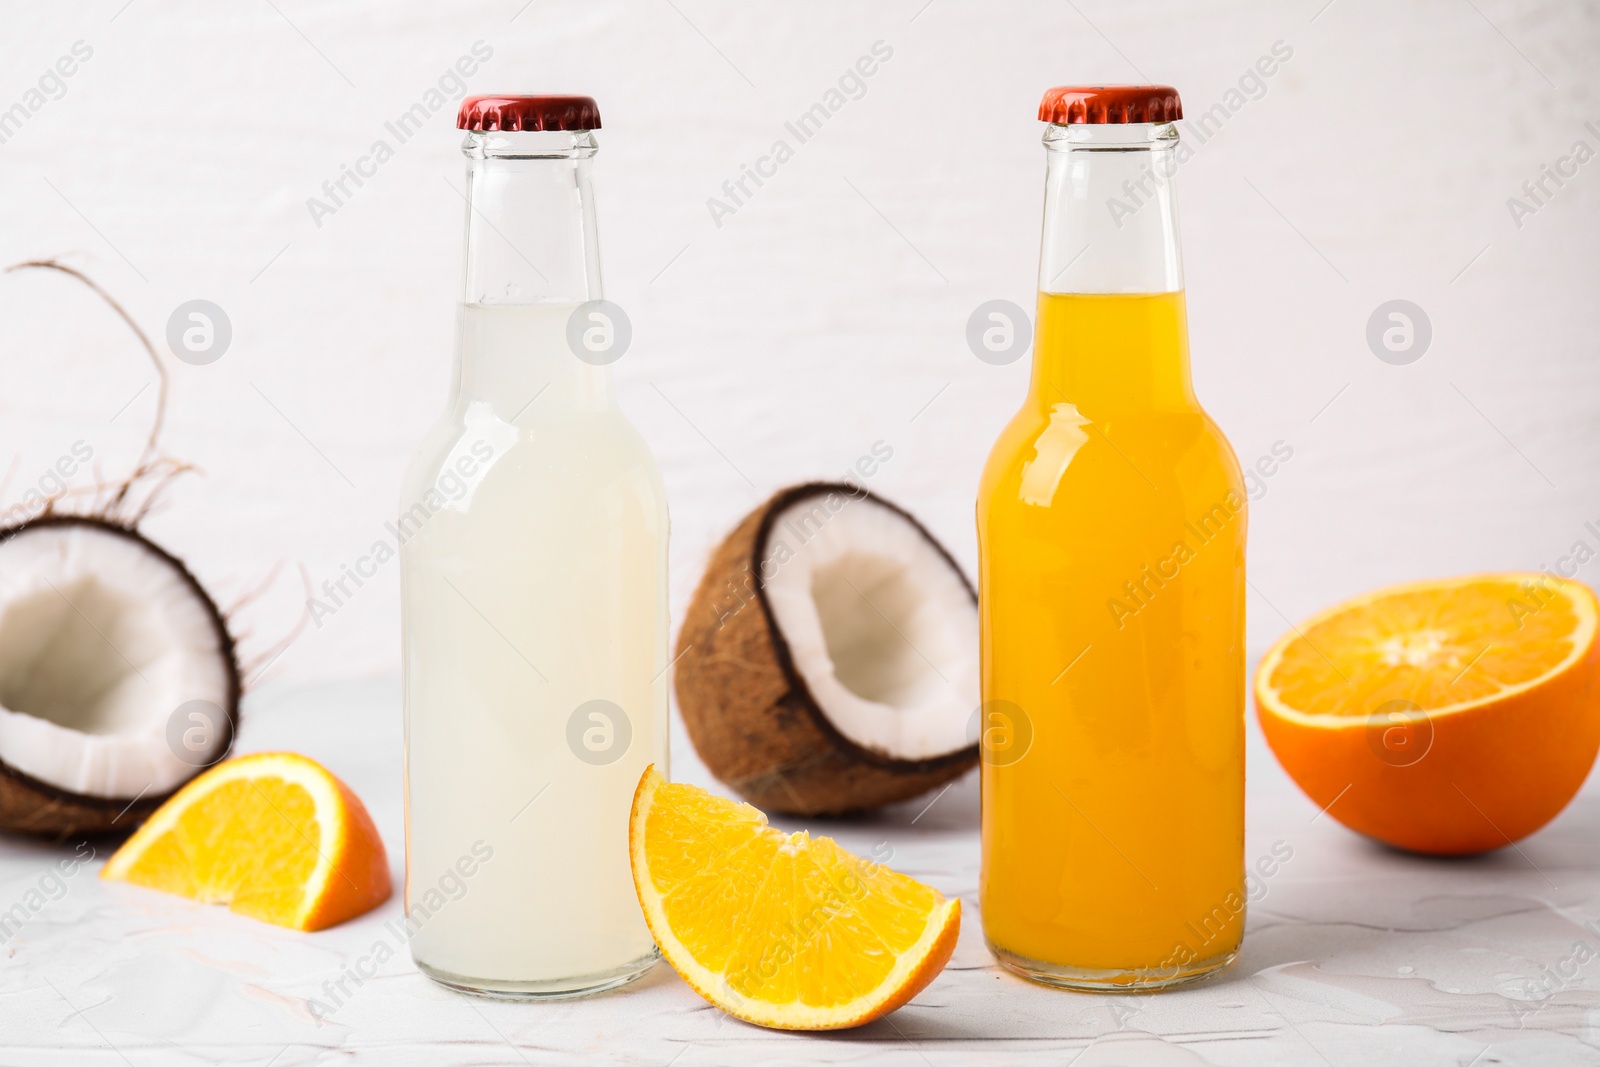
[988,940,1237,993]
[415,947,661,1001]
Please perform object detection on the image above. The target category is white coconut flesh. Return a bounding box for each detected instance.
[760,494,979,762]
[0,523,233,798]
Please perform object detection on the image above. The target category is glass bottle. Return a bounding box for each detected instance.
[976,85,1246,990]
[400,94,668,998]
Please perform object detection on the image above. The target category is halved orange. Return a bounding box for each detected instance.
[629,766,959,1030]
[102,752,391,931]
[1256,572,1600,855]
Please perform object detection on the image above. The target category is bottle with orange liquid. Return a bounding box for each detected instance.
[977,85,1246,990]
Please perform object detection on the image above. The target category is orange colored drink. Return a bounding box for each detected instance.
[977,87,1247,990]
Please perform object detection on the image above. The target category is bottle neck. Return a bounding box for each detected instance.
[461,129,603,304]
[455,130,610,411]
[1031,122,1193,412]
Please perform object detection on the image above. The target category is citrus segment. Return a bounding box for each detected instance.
[101,752,391,931]
[1256,573,1600,855]
[629,767,959,1030]
[1262,575,1591,720]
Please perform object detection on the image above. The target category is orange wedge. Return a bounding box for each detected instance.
[102,752,391,931]
[629,766,959,1030]
[1256,572,1600,854]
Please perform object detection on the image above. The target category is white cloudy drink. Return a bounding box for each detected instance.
[400,97,668,998]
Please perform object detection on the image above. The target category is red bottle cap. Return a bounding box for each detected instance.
[456,94,602,132]
[1038,85,1182,125]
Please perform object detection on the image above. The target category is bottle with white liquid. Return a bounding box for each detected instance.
[400,94,668,998]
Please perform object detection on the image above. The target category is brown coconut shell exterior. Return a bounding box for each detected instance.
[675,483,978,816]
[0,515,240,840]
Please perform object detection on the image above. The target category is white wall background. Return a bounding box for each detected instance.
[1,0,1596,687]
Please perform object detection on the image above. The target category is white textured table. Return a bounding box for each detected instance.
[2,678,1597,1065]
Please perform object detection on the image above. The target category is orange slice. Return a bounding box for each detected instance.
[102,752,391,931]
[629,766,959,1030]
[1256,572,1600,854]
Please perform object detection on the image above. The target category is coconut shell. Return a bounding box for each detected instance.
[0,515,240,840]
[675,483,977,816]
[0,760,169,840]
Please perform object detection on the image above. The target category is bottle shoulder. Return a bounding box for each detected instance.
[400,402,665,512]
[978,397,1244,517]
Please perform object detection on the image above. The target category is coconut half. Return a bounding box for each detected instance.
[0,516,238,837]
[676,483,979,816]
